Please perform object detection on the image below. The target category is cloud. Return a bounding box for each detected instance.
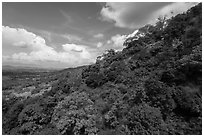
[93,33,104,38]
[105,29,143,51]
[111,34,127,48]
[100,2,197,29]
[61,34,82,42]
[38,30,52,42]
[104,34,127,51]
[2,26,95,67]
[62,43,92,59]
[3,26,53,52]
[96,42,103,48]
[13,41,27,47]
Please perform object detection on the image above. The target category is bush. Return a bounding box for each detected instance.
[174,87,201,117]
[19,122,40,135]
[3,101,25,132]
[18,103,49,126]
[51,92,98,135]
[85,72,107,88]
[52,79,71,94]
[104,70,118,82]
[34,124,61,135]
[127,104,166,134]
[95,98,111,114]
[145,79,176,119]
[82,64,100,79]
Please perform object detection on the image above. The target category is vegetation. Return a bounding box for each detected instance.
[2,3,202,135]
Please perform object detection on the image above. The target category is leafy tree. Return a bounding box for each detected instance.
[127,104,166,134]
[18,103,49,125]
[145,79,176,119]
[174,87,201,117]
[85,72,107,88]
[51,92,98,135]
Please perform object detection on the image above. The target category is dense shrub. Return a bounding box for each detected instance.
[127,104,166,134]
[34,124,61,135]
[145,79,176,119]
[85,72,107,88]
[82,64,100,79]
[174,87,201,117]
[51,92,98,135]
[3,101,25,132]
[18,103,49,125]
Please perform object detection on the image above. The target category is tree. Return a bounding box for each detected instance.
[127,104,166,134]
[18,103,50,134]
[145,79,176,119]
[51,92,98,135]
[85,72,107,88]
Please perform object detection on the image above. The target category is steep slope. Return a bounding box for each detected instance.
[79,3,202,134]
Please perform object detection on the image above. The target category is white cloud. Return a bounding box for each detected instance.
[127,30,139,38]
[111,34,127,48]
[104,34,127,51]
[62,43,92,59]
[105,29,143,51]
[100,2,197,29]
[2,26,95,67]
[96,42,103,48]
[3,26,53,52]
[93,33,104,38]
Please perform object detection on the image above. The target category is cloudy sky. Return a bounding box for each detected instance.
[2,2,197,68]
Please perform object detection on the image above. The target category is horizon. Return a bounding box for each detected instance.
[2,2,198,69]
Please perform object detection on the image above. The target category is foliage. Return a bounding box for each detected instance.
[85,72,107,88]
[174,87,202,117]
[127,104,166,134]
[51,92,98,134]
[145,79,176,119]
[2,100,25,133]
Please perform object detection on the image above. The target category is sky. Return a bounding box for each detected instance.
[2,2,198,69]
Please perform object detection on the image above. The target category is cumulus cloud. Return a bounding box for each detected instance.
[2,26,95,67]
[100,2,197,29]
[111,34,127,48]
[104,34,127,51]
[62,43,92,59]
[3,26,52,51]
[93,33,104,38]
[105,29,143,51]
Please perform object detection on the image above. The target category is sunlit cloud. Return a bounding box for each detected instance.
[100,2,197,29]
[2,26,95,67]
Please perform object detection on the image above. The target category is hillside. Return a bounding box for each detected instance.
[2,3,202,135]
